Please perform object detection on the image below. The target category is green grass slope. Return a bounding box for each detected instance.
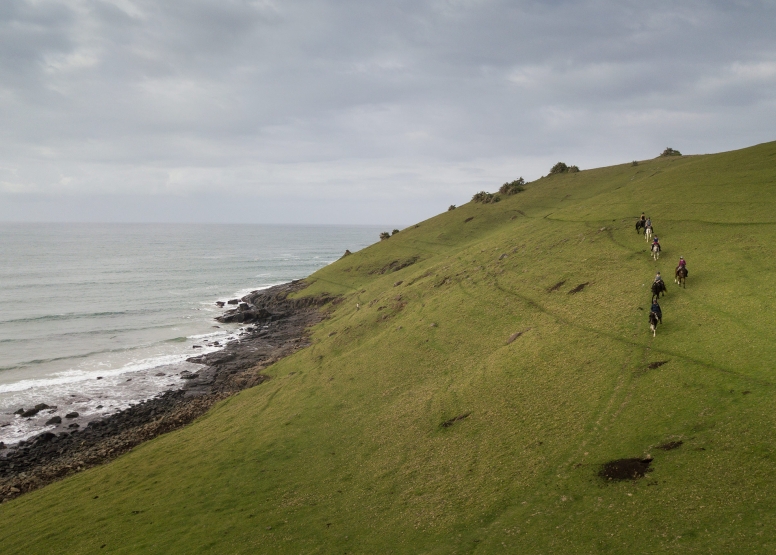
[2,141,776,554]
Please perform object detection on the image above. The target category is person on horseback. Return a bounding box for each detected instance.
[677,256,687,275]
[652,236,661,251]
[645,217,652,228]
[640,212,646,223]
[650,300,662,323]
[654,271,663,285]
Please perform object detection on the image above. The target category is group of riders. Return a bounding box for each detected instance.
[638,213,688,333]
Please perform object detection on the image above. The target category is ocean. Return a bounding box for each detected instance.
[0,223,383,444]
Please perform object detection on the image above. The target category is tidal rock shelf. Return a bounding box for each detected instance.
[0,281,334,504]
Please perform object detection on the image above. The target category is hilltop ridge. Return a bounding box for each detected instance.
[2,141,776,553]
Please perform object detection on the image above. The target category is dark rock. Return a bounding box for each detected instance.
[239,302,250,310]
[155,373,166,377]
[34,403,50,411]
[0,442,5,449]
[68,423,80,428]
[21,408,40,418]
[34,432,57,444]
[65,412,79,419]
[216,301,225,307]
[96,377,103,380]
[192,345,202,349]
[13,408,24,415]
[96,405,103,409]
[227,299,239,305]
[46,416,62,425]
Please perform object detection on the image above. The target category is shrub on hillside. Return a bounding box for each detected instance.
[472,191,501,204]
[379,231,390,240]
[549,162,569,175]
[660,147,682,157]
[392,229,399,235]
[448,205,456,211]
[568,165,580,173]
[632,160,639,166]
[498,177,525,196]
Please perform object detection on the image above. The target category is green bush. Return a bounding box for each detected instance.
[632,160,638,166]
[660,147,682,157]
[498,177,525,195]
[392,229,399,236]
[472,191,501,204]
[568,165,580,173]
[549,162,569,174]
[379,231,390,240]
[448,205,456,211]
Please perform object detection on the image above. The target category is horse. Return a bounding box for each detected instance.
[649,311,659,337]
[636,219,646,234]
[651,243,660,260]
[651,280,667,303]
[675,266,687,288]
[645,224,653,241]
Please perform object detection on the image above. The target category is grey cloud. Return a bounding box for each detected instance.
[1,0,775,223]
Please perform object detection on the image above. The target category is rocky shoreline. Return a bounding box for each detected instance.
[0,281,335,504]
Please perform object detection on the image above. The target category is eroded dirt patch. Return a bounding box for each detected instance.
[547,280,566,293]
[656,441,683,451]
[647,360,669,369]
[441,413,471,428]
[464,217,474,223]
[599,457,653,481]
[568,282,589,294]
[507,328,531,344]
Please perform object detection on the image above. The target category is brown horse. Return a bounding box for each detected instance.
[675,266,687,288]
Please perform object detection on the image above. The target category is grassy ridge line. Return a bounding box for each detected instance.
[1,141,775,553]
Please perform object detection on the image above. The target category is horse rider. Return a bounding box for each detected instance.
[652,236,661,251]
[645,217,652,229]
[677,256,687,275]
[640,212,646,223]
[650,300,662,323]
[654,271,664,286]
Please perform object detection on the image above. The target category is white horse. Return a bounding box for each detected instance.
[649,311,659,337]
[651,243,660,261]
[645,225,652,241]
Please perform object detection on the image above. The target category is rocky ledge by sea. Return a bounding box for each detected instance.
[0,281,336,503]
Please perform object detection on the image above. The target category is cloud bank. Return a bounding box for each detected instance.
[1,0,775,223]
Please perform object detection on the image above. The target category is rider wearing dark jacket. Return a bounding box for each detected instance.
[650,301,662,323]
[652,236,661,251]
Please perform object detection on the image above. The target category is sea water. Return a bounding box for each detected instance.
[0,223,383,443]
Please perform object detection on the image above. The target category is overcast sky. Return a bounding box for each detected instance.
[1,0,775,224]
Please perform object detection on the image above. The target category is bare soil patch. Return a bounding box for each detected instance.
[599,457,653,481]
[440,413,471,428]
[568,282,589,294]
[547,280,566,293]
[656,440,683,451]
[647,360,669,369]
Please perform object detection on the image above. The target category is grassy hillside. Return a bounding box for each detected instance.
[2,141,776,554]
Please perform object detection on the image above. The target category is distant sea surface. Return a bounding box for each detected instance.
[0,223,382,443]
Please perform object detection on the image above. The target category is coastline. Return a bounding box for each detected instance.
[0,280,334,503]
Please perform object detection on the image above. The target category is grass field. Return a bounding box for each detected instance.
[2,141,776,553]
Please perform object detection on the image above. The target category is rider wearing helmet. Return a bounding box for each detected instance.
[640,212,646,222]
[654,271,663,284]
[652,236,661,251]
[645,217,652,228]
[677,256,687,276]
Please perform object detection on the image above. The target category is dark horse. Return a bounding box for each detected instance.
[651,280,667,303]
[675,266,687,288]
[636,219,646,234]
[649,311,660,337]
